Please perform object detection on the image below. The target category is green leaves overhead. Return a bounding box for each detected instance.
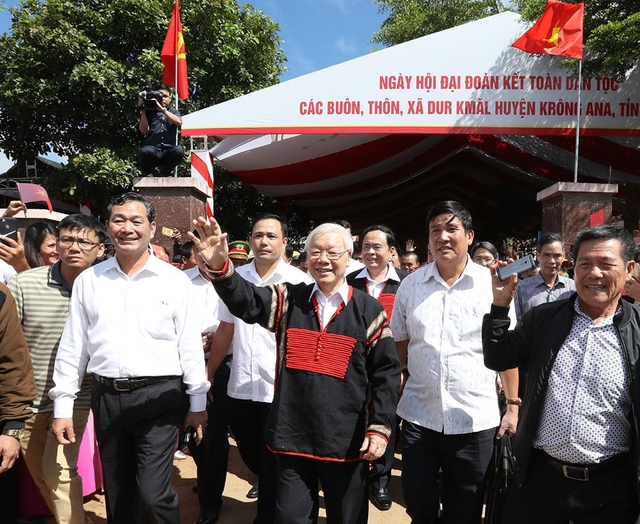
[0,0,286,211]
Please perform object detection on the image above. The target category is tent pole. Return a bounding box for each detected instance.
[573,59,582,183]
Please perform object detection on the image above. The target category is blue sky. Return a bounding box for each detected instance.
[248,0,385,81]
[0,0,386,170]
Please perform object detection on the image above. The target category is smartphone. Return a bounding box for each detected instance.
[0,218,18,243]
[497,254,536,281]
[161,226,175,237]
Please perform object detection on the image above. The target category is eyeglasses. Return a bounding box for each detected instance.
[308,250,348,261]
[58,238,102,251]
[473,256,495,265]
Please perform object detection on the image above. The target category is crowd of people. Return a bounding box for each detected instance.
[1,192,640,524]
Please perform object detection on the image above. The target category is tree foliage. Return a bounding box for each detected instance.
[513,0,640,78]
[371,0,640,79]
[371,0,505,47]
[0,0,286,212]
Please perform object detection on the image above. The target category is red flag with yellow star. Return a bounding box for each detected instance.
[16,183,53,212]
[512,0,584,59]
[161,0,189,100]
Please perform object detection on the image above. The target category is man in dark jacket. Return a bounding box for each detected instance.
[0,282,36,523]
[483,225,640,523]
[347,224,407,511]
[0,282,36,472]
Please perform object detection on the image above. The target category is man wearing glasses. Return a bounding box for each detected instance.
[9,214,106,524]
[137,83,184,177]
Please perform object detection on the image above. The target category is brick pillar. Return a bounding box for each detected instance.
[133,177,211,259]
[537,182,618,248]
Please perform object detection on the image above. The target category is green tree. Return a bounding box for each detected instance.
[513,0,640,78]
[371,0,640,79]
[371,0,505,47]
[0,0,286,212]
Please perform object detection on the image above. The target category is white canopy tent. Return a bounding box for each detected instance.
[183,12,640,230]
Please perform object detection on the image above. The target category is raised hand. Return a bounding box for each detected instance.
[405,239,416,252]
[188,216,229,270]
[491,259,518,308]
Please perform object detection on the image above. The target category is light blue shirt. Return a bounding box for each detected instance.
[514,273,576,319]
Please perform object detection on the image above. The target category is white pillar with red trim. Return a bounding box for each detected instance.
[190,150,214,217]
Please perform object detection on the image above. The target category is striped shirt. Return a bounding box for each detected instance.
[8,262,91,412]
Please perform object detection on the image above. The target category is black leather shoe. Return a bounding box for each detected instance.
[371,487,392,511]
[197,510,220,524]
[246,481,259,499]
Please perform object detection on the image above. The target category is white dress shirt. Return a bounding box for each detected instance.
[391,257,508,434]
[218,259,312,403]
[51,254,210,417]
[534,300,631,463]
[310,281,349,330]
[185,266,220,359]
[1,258,16,285]
[353,264,402,299]
[345,258,365,276]
[184,267,220,334]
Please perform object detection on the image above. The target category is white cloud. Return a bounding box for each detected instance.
[305,0,349,14]
[289,45,316,76]
[335,36,357,55]
[325,0,348,14]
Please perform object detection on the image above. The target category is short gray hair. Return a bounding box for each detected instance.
[305,223,353,253]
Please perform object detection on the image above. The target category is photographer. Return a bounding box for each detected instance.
[137,83,184,177]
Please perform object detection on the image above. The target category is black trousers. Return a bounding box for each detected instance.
[91,377,182,524]
[0,463,19,522]
[504,449,639,524]
[230,398,277,524]
[194,362,231,514]
[275,454,369,524]
[138,144,184,176]
[402,421,495,524]
[369,413,397,491]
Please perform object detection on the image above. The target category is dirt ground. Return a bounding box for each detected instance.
[82,438,411,523]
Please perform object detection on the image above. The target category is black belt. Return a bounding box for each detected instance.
[93,374,180,392]
[538,449,629,482]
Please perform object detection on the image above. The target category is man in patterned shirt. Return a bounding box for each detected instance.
[484,225,640,523]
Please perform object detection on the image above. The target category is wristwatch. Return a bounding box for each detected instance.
[1,428,24,440]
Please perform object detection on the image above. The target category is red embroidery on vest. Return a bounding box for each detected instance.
[377,293,396,320]
[285,328,357,380]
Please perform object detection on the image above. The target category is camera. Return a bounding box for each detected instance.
[139,80,163,110]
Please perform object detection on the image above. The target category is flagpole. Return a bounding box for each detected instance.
[173,15,179,178]
[573,59,582,183]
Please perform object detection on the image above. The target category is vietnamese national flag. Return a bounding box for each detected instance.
[16,182,53,212]
[512,0,584,59]
[161,0,189,100]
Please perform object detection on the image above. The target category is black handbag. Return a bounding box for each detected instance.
[484,433,515,524]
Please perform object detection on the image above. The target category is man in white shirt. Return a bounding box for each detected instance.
[184,251,229,524]
[207,213,311,524]
[50,192,209,524]
[390,200,519,524]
